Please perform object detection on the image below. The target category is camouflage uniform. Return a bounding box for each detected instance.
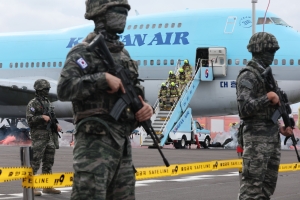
[236,32,281,200]
[57,1,139,199]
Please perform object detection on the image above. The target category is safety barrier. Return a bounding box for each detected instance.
[1,159,300,187]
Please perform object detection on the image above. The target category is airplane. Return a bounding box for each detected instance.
[0,8,299,125]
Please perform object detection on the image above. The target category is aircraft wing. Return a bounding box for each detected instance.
[0,78,58,106]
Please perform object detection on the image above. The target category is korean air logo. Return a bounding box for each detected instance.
[205,69,209,78]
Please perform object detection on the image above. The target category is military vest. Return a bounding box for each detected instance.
[236,60,274,121]
[67,41,140,124]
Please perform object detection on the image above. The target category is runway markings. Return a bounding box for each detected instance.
[0,173,238,199]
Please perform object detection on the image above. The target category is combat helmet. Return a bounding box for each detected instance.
[34,79,51,91]
[247,32,280,53]
[85,0,131,20]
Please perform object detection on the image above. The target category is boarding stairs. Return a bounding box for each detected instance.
[140,58,213,147]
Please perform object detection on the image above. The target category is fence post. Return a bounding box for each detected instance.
[20,146,34,200]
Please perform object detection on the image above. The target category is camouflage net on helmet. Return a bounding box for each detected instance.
[247,32,280,53]
[85,0,131,20]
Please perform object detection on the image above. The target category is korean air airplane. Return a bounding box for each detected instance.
[0,8,299,122]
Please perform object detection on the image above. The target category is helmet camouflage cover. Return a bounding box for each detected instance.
[34,79,51,90]
[247,32,280,53]
[85,0,131,20]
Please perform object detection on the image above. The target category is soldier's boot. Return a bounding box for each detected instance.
[34,189,42,196]
[42,188,61,194]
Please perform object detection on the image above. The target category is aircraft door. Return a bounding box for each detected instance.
[209,47,227,77]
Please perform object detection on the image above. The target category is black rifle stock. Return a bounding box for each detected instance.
[262,67,300,162]
[87,34,170,167]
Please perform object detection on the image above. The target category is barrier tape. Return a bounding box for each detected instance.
[0,167,32,183]
[22,172,73,189]
[1,159,300,187]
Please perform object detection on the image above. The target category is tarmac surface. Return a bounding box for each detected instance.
[0,144,300,200]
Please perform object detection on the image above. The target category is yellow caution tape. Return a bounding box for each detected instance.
[22,172,74,189]
[2,159,300,186]
[0,167,32,183]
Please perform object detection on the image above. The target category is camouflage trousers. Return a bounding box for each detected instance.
[71,119,135,200]
[31,129,56,174]
[239,122,280,200]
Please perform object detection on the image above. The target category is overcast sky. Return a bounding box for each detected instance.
[1,0,300,33]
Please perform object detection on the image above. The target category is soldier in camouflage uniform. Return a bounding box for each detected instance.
[236,32,292,200]
[26,79,62,196]
[57,0,153,199]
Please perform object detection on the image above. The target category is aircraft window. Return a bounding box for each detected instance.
[20,63,24,68]
[178,23,182,28]
[171,23,175,28]
[257,17,273,25]
[144,60,147,66]
[53,62,56,67]
[0,63,2,68]
[146,24,150,29]
[282,59,286,65]
[31,62,34,68]
[164,59,168,65]
[127,25,131,30]
[10,63,13,68]
[228,59,232,65]
[59,62,62,67]
[165,23,168,28]
[235,59,239,65]
[298,59,300,65]
[26,62,29,68]
[158,24,162,28]
[133,25,137,29]
[290,59,294,65]
[137,60,141,66]
[139,25,143,29]
[150,60,154,65]
[243,59,247,65]
[170,59,174,65]
[220,58,225,65]
[270,17,290,26]
[36,62,40,68]
[157,60,161,65]
[15,63,18,68]
[42,62,45,67]
[273,59,278,65]
[47,62,51,67]
[152,24,156,29]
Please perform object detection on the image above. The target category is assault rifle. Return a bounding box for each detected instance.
[262,67,300,162]
[87,33,170,167]
[37,98,61,138]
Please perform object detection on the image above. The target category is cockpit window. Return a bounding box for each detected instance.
[257,17,290,27]
[257,17,273,25]
[270,17,290,26]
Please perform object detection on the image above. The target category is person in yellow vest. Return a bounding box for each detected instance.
[177,68,188,95]
[158,82,168,110]
[168,82,179,107]
[166,70,178,86]
[182,59,193,81]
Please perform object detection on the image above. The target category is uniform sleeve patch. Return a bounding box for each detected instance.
[76,58,88,69]
[30,107,35,112]
[240,80,253,89]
